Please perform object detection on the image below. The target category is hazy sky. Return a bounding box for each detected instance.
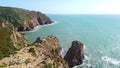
[0,0,120,14]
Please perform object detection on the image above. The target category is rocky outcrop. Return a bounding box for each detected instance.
[10,30,28,49]
[0,20,84,68]
[0,6,69,68]
[0,36,68,68]
[33,37,42,45]
[33,36,62,54]
[0,19,28,59]
[0,6,53,32]
[64,41,84,68]
[17,12,53,31]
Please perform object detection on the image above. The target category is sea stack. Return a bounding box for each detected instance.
[64,41,84,68]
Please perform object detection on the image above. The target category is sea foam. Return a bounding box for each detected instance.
[19,21,58,33]
[101,56,120,65]
[42,21,58,26]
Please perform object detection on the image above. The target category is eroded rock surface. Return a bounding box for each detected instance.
[0,36,68,68]
[0,6,53,32]
[64,41,84,68]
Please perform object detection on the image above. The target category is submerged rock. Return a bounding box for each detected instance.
[64,41,84,68]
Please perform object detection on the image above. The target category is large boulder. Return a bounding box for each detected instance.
[64,41,84,68]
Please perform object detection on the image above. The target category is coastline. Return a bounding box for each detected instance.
[43,21,58,26]
[19,25,42,33]
[19,21,58,33]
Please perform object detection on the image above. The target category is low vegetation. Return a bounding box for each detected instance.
[0,63,7,68]
[0,29,16,59]
[0,6,49,27]
[29,48,36,57]
[24,59,31,65]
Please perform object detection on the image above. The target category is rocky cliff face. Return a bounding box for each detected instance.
[0,19,68,67]
[17,12,53,31]
[0,18,28,59]
[0,6,53,31]
[64,41,84,68]
[0,7,69,68]
[0,20,84,67]
[0,36,68,68]
[0,6,85,68]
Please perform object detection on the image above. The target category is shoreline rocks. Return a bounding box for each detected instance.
[0,6,85,67]
[64,40,84,68]
[17,17,53,32]
[0,33,85,68]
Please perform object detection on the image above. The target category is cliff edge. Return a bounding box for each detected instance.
[0,6,53,31]
[0,36,68,68]
[0,6,85,68]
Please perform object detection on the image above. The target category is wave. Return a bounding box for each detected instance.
[19,21,58,33]
[101,56,120,65]
[73,63,85,68]
[19,25,42,33]
[73,46,92,68]
[42,21,58,26]
[61,48,65,58]
[84,44,87,50]
[84,55,90,61]
[73,63,92,68]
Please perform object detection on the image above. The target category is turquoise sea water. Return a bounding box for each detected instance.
[27,14,120,68]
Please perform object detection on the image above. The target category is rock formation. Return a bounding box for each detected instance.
[0,6,85,68]
[0,18,28,59]
[0,6,69,68]
[0,36,68,68]
[64,41,84,68]
[0,6,53,32]
[33,37,42,45]
[0,18,84,67]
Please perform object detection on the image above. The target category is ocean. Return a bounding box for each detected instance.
[26,14,120,68]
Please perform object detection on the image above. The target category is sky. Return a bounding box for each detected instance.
[0,0,120,14]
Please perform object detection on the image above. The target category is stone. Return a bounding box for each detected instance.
[64,40,84,68]
[33,37,42,45]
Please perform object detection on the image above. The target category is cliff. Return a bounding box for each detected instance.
[0,6,53,31]
[0,17,68,68]
[0,6,85,68]
[0,18,28,59]
[0,20,84,67]
[0,6,69,68]
[0,36,68,68]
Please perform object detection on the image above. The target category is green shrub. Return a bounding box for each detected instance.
[0,63,7,68]
[29,48,35,53]
[24,59,31,65]
[29,48,36,57]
